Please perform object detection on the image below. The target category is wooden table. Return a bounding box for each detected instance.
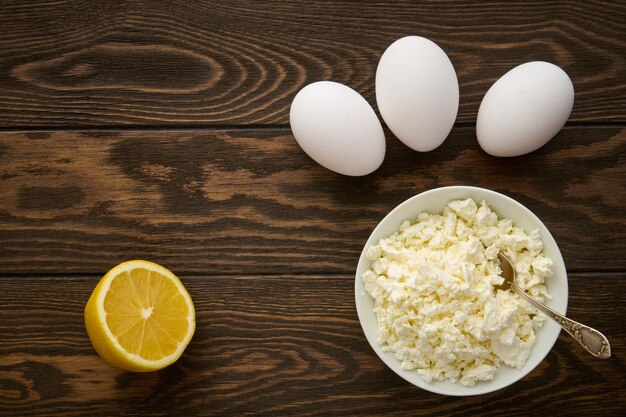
[1,1,624,415]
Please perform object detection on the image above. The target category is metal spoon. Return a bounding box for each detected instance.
[497,253,611,359]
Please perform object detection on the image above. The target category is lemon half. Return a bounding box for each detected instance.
[85,260,195,372]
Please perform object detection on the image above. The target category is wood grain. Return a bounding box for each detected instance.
[1,1,623,415]
[0,273,624,416]
[0,127,624,274]
[0,0,625,126]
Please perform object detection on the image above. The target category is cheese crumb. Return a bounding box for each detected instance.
[363,199,552,386]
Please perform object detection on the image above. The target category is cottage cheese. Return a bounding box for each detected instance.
[362,198,552,386]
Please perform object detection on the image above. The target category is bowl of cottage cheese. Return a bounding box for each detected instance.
[355,186,568,396]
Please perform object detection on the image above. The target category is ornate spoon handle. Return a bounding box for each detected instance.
[511,284,611,359]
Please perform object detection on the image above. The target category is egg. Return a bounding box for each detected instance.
[477,61,574,157]
[376,36,459,152]
[289,81,385,176]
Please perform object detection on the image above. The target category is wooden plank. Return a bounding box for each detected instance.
[0,127,624,274]
[0,273,624,416]
[0,0,624,126]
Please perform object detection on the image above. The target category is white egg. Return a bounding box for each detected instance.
[289,81,385,176]
[477,61,574,157]
[376,36,459,152]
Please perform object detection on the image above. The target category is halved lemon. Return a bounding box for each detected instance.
[84,260,195,372]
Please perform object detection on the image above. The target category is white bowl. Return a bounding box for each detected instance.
[354,186,568,396]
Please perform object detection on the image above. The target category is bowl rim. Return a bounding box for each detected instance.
[354,185,568,396]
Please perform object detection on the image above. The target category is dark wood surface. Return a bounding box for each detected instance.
[0,0,625,126]
[1,274,625,416]
[0,127,624,275]
[1,1,625,416]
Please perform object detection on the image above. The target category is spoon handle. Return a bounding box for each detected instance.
[511,284,611,359]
